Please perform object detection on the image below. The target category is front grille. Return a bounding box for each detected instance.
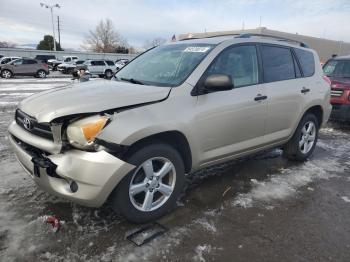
[331,89,344,97]
[15,109,54,141]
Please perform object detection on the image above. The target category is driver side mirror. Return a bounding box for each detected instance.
[204,74,233,92]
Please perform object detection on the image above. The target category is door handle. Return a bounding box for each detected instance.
[254,94,267,101]
[301,87,310,94]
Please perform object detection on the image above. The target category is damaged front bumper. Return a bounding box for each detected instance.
[8,121,135,207]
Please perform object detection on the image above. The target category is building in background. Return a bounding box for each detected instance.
[179,27,350,62]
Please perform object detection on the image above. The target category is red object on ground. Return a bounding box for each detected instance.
[44,215,60,233]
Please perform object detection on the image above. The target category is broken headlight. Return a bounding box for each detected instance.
[66,115,109,150]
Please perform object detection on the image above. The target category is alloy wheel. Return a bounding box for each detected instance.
[2,70,11,78]
[299,121,316,154]
[129,157,176,212]
[38,71,46,78]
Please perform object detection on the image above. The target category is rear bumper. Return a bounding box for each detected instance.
[8,124,135,207]
[330,104,350,121]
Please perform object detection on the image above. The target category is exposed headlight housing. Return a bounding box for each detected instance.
[66,115,109,150]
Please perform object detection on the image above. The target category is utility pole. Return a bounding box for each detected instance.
[57,16,61,48]
[40,3,60,51]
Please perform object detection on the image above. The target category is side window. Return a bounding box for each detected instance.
[261,45,295,82]
[106,60,114,66]
[91,61,97,66]
[23,59,37,64]
[294,49,315,77]
[96,61,105,66]
[206,45,259,88]
[13,59,23,65]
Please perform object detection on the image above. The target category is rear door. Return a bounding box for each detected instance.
[260,44,305,143]
[21,59,38,75]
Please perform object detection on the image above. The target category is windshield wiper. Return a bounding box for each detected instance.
[120,77,145,85]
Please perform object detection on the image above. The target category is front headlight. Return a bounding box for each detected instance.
[66,115,109,149]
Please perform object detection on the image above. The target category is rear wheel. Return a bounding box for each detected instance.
[111,143,185,223]
[37,70,47,78]
[1,69,13,79]
[283,113,319,161]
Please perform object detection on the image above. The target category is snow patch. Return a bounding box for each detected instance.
[194,218,217,233]
[193,244,212,262]
[341,196,350,203]
[233,158,343,208]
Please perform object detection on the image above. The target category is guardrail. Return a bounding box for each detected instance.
[0,48,137,61]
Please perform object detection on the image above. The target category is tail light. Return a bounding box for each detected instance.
[323,75,331,86]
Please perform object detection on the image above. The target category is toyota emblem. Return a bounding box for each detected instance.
[23,117,33,131]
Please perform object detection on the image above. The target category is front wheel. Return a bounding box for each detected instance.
[111,143,185,223]
[283,113,319,161]
[1,69,13,78]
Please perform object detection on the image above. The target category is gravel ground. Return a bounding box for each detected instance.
[0,77,349,262]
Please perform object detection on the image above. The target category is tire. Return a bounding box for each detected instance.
[37,70,47,78]
[283,113,319,161]
[111,143,185,223]
[1,69,13,79]
[105,70,113,79]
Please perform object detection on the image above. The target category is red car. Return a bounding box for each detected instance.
[323,55,350,121]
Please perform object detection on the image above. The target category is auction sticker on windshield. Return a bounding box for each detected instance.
[184,46,211,52]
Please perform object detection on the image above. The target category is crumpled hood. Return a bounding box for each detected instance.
[19,80,171,123]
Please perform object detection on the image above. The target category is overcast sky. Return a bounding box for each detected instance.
[0,0,349,50]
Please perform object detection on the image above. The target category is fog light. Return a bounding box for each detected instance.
[70,181,78,193]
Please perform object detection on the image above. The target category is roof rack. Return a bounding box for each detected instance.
[180,33,309,48]
[235,33,310,48]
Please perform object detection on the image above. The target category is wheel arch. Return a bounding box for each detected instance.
[124,130,193,174]
[303,105,323,127]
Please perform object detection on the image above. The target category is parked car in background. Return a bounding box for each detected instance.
[115,59,129,71]
[84,59,116,78]
[57,56,79,74]
[1,58,49,78]
[0,56,21,65]
[60,60,85,74]
[323,55,350,121]
[0,55,4,59]
[8,35,331,223]
[34,55,56,63]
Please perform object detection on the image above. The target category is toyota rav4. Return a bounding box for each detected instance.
[8,35,331,223]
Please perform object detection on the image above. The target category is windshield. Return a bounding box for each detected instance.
[323,60,350,78]
[115,43,215,87]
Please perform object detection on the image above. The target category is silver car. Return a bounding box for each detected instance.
[8,35,331,223]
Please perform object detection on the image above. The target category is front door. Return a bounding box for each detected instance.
[193,44,268,166]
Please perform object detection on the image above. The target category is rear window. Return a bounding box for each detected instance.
[106,60,115,66]
[294,49,315,77]
[261,45,295,82]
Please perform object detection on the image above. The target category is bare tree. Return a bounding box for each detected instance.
[83,19,128,53]
[143,37,167,50]
[0,41,17,48]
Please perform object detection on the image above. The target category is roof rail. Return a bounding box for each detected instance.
[180,32,310,48]
[235,33,310,48]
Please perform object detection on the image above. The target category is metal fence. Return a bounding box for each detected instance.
[0,48,137,61]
